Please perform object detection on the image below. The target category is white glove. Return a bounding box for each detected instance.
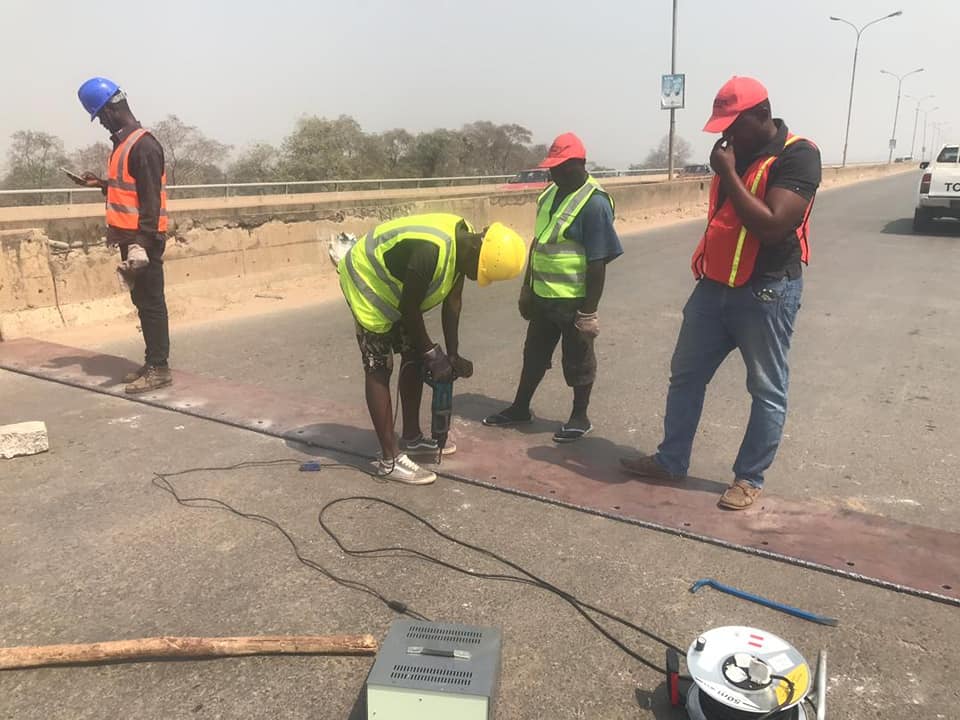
[575,310,599,338]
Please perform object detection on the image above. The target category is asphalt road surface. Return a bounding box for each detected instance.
[3,171,958,719]
[96,170,960,530]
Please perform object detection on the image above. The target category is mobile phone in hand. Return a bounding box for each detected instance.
[60,167,87,185]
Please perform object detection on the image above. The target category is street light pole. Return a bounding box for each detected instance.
[906,94,935,159]
[931,122,950,158]
[667,0,678,181]
[880,68,923,163]
[921,107,939,160]
[830,11,903,166]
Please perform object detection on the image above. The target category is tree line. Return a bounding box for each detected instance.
[1,114,694,193]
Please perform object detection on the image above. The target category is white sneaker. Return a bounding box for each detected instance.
[376,453,436,485]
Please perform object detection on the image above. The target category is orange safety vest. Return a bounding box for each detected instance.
[691,134,814,287]
[106,128,168,233]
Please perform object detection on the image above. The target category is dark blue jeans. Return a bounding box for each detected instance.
[655,276,803,488]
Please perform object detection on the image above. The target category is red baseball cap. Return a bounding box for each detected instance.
[538,132,587,168]
[703,77,769,133]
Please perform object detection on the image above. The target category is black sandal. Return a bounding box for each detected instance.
[552,424,593,443]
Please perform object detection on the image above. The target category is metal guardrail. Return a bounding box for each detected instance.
[0,162,888,208]
[0,169,669,207]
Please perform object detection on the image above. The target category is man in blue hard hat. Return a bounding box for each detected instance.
[73,77,172,393]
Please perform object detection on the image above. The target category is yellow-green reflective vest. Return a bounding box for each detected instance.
[531,176,613,299]
[339,213,467,334]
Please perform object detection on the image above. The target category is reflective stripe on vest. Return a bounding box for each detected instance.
[531,176,613,299]
[692,134,812,287]
[338,213,466,334]
[106,128,169,232]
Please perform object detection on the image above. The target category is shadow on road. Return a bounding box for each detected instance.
[455,391,564,436]
[42,353,139,387]
[528,436,728,495]
[882,217,960,237]
[346,680,368,720]
[283,422,378,460]
[636,684,690,719]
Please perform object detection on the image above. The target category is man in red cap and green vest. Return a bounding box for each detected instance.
[621,77,821,510]
[483,133,623,442]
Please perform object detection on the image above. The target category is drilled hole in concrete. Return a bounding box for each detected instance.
[297,430,304,434]
[549,490,556,494]
[761,541,769,546]
[256,421,264,425]
[613,505,621,510]
[943,585,953,590]
[682,522,691,527]
[846,561,855,567]
[491,476,497,480]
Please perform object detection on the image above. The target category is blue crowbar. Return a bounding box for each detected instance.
[689,578,839,627]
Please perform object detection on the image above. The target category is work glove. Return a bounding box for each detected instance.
[122,243,150,271]
[423,344,455,383]
[518,285,534,321]
[574,310,600,339]
[450,354,474,380]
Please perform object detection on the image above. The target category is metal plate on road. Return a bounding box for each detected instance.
[1,338,957,605]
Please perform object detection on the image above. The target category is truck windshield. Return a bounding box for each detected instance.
[936,146,959,163]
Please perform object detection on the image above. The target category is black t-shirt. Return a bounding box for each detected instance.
[733,119,822,279]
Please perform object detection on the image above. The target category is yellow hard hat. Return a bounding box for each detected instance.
[477,222,526,287]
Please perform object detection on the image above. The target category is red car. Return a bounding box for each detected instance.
[502,168,552,191]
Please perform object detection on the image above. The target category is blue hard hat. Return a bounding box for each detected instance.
[78,77,121,120]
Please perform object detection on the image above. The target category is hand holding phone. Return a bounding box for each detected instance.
[62,168,106,189]
[710,137,736,175]
[61,167,87,185]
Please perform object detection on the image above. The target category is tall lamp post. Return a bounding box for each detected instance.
[667,0,678,181]
[880,67,923,163]
[931,122,951,158]
[921,107,939,161]
[906,94,935,159]
[830,10,903,166]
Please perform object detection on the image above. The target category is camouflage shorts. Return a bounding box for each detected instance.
[355,322,415,374]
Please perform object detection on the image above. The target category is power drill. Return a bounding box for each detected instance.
[422,346,472,465]
[422,372,453,465]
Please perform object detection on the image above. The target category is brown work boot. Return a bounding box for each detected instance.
[125,366,173,395]
[620,454,683,481]
[718,479,762,510]
[122,364,149,384]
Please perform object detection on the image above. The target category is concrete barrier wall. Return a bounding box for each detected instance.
[0,163,914,339]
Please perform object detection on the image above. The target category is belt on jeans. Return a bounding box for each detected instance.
[756,264,802,282]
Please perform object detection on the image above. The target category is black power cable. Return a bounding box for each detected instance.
[151,461,428,622]
[151,460,684,675]
[318,495,686,672]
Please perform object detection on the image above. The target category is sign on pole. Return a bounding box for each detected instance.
[661,74,685,110]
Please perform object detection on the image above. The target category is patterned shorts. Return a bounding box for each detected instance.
[355,322,415,374]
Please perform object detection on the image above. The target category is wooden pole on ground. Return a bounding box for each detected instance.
[0,635,378,670]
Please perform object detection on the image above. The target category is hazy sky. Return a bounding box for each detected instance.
[2,0,956,171]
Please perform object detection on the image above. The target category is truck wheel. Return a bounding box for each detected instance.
[913,209,932,233]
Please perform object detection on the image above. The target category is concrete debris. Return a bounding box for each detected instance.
[0,421,50,459]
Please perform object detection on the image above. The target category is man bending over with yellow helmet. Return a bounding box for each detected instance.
[339,214,526,485]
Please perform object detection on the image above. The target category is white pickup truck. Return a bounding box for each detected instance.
[914,144,960,232]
